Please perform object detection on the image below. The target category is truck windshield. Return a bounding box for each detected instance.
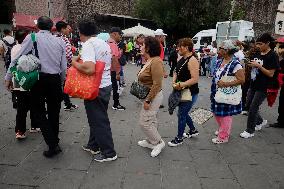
[193,37,198,44]
[200,37,212,45]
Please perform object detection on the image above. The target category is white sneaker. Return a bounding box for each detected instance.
[214,130,219,136]
[241,111,248,115]
[150,140,165,157]
[255,120,267,131]
[240,131,254,139]
[138,140,154,149]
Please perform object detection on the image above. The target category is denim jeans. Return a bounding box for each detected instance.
[177,94,198,138]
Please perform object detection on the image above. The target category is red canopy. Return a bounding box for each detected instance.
[13,13,64,31]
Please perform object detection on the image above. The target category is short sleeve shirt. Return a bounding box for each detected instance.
[108,38,120,58]
[81,37,112,88]
[250,50,279,91]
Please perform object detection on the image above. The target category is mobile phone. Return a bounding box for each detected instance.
[243,58,250,64]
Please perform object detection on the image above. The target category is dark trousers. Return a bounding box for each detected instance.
[14,91,36,133]
[31,73,62,149]
[277,86,284,125]
[245,89,267,133]
[84,86,116,157]
[241,81,250,111]
[169,60,177,77]
[200,58,209,76]
[111,71,120,106]
[62,92,72,107]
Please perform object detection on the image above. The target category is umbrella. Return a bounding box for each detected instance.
[97,33,110,42]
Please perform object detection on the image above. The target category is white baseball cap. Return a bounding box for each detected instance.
[154,29,167,36]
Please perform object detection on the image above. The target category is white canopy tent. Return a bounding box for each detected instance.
[122,23,155,37]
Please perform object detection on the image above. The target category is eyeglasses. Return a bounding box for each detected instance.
[219,47,225,50]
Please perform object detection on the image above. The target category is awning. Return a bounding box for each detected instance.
[13,13,64,31]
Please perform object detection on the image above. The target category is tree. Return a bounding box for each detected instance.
[135,0,231,40]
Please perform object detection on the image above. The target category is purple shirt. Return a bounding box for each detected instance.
[5,30,67,81]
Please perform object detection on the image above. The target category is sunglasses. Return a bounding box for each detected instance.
[219,47,225,50]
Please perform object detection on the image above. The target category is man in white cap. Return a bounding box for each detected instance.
[154,29,167,61]
[154,29,168,108]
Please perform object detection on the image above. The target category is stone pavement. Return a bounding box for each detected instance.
[0,59,284,189]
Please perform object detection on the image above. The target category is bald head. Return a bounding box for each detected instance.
[37,16,53,31]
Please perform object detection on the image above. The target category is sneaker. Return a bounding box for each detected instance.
[214,130,219,136]
[82,145,100,155]
[138,140,154,149]
[151,140,165,157]
[183,130,199,138]
[212,137,228,144]
[94,153,118,162]
[112,104,126,110]
[168,137,183,147]
[255,120,267,131]
[29,128,41,133]
[240,131,255,139]
[159,105,165,109]
[241,111,248,115]
[16,132,26,139]
[64,104,79,111]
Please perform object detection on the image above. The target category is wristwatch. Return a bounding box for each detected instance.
[145,100,151,104]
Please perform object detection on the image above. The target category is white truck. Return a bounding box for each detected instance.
[216,20,254,46]
[192,29,216,50]
[192,20,255,50]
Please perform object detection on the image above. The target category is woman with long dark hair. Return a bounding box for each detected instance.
[240,33,279,138]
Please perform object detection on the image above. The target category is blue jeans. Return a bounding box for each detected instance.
[177,94,198,138]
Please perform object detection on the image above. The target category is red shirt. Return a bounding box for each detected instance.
[160,43,164,60]
[107,38,121,73]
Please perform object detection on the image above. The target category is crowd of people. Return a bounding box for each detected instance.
[0,16,283,162]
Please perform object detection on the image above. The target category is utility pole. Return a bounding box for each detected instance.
[226,0,236,39]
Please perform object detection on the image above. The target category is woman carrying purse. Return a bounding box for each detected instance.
[168,38,200,147]
[211,40,245,144]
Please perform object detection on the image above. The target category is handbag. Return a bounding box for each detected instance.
[130,59,153,99]
[177,57,192,102]
[181,89,192,101]
[214,64,242,105]
[64,60,105,100]
[130,81,150,99]
[10,33,40,91]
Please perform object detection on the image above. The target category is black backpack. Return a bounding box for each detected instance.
[119,54,127,66]
[2,39,16,70]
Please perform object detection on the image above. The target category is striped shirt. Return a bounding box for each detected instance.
[57,33,73,66]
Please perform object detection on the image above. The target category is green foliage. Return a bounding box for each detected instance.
[135,0,232,39]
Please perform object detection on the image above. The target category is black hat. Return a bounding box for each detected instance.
[110,27,123,35]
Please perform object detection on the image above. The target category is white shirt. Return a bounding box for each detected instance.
[0,36,15,55]
[81,37,112,88]
[234,50,245,61]
[215,64,242,82]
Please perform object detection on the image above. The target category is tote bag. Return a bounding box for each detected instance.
[64,60,105,100]
[214,64,242,105]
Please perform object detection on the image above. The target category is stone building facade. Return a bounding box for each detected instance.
[14,0,67,18]
[236,0,279,36]
[67,0,137,28]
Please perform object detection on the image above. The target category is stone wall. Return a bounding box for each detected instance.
[236,0,279,36]
[67,0,137,27]
[15,0,48,17]
[15,0,67,18]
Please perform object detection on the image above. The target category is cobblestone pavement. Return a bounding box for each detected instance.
[0,59,284,189]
